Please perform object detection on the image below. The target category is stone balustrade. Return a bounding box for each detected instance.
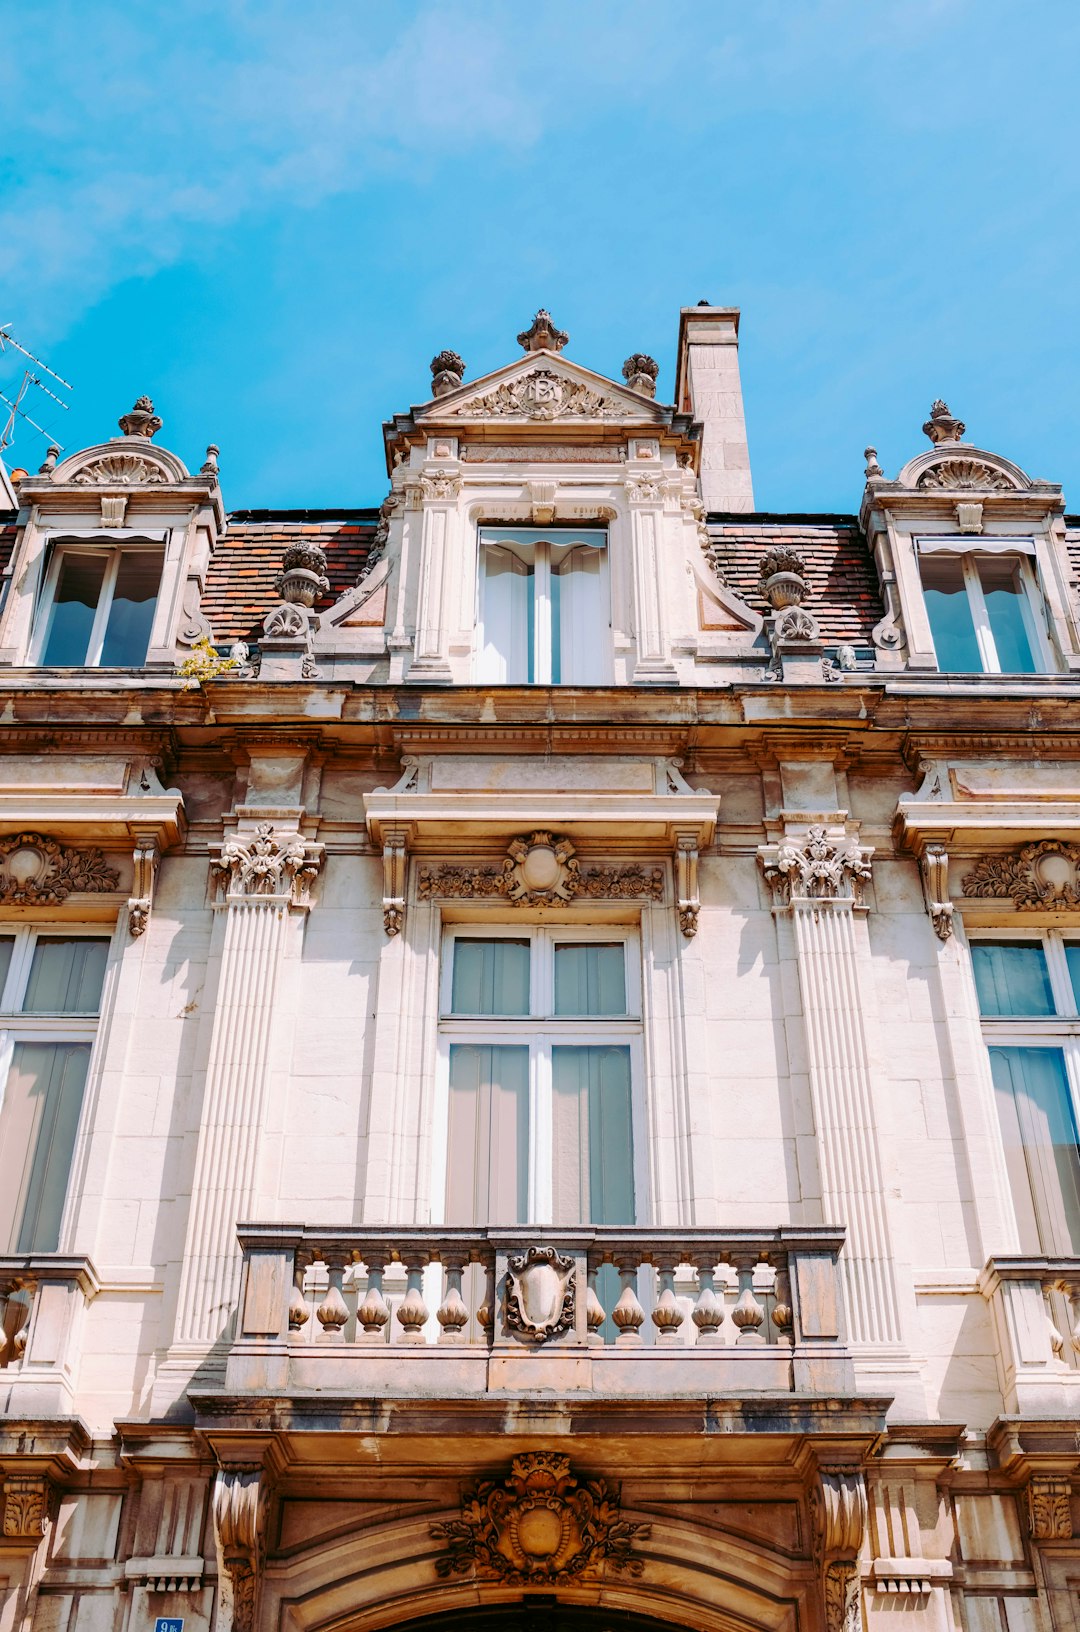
[0,1255,99,1416]
[223,1224,852,1398]
[980,1256,1080,1415]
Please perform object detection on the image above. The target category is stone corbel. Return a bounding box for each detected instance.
[1,1473,57,1544]
[919,843,953,941]
[212,1468,266,1632]
[1026,1474,1074,1541]
[128,829,160,939]
[380,822,411,936]
[673,826,700,937]
[813,1469,867,1632]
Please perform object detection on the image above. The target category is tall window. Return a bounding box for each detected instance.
[33,545,165,667]
[0,930,109,1253]
[973,934,1080,1255]
[436,927,640,1226]
[918,543,1049,674]
[476,527,609,685]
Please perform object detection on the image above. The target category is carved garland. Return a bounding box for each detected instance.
[431,1452,650,1585]
[0,832,119,904]
[962,841,1080,909]
[418,833,664,909]
[449,370,635,422]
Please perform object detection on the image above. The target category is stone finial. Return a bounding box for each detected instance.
[118,396,163,439]
[517,309,569,353]
[922,400,966,444]
[430,350,465,397]
[622,354,659,398]
[863,446,883,479]
[759,545,809,609]
[38,445,59,473]
[201,444,220,476]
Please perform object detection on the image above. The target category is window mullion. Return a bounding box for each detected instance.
[532,1039,552,1225]
[534,542,552,685]
[87,552,120,667]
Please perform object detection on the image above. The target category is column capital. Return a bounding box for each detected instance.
[758,815,873,911]
[210,821,324,909]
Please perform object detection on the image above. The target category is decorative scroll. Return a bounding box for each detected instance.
[962,841,1080,909]
[431,1452,650,1584]
[505,1246,575,1342]
[811,1470,867,1632]
[0,832,119,904]
[920,843,953,941]
[418,833,663,908]
[213,1469,265,1632]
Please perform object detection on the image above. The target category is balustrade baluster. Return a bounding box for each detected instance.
[586,1267,606,1346]
[771,1261,793,1342]
[612,1260,645,1346]
[730,1255,766,1346]
[691,1262,725,1346]
[288,1256,310,1331]
[356,1258,391,1343]
[476,1259,496,1343]
[315,1254,349,1340]
[396,1257,431,1344]
[651,1259,685,1346]
[436,1257,469,1344]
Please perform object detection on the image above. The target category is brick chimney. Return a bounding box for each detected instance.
[674,304,754,513]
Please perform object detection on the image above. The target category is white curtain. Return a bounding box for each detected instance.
[990,1046,1080,1255]
[478,545,532,683]
[556,545,606,685]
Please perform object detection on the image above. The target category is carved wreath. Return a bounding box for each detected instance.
[962,840,1080,909]
[430,1452,650,1584]
[0,832,119,904]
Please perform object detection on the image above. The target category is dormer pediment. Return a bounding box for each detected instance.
[414,352,671,428]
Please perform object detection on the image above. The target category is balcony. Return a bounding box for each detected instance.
[980,1256,1080,1415]
[0,1254,99,1417]
[223,1224,854,1400]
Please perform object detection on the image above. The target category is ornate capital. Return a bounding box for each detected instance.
[963,841,1080,909]
[212,1469,266,1632]
[759,823,873,909]
[211,823,323,907]
[2,1474,56,1542]
[0,832,119,905]
[1027,1475,1073,1541]
[430,1452,649,1584]
[419,470,461,502]
[625,474,662,505]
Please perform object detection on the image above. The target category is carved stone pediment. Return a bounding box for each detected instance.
[0,831,119,904]
[916,458,1016,492]
[430,1451,650,1584]
[52,441,190,487]
[422,356,665,427]
[963,840,1080,908]
[506,1245,575,1341]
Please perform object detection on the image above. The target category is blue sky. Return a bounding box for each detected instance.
[2,1,1078,512]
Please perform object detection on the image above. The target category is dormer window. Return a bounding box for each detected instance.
[476,527,609,685]
[32,544,165,668]
[917,541,1051,674]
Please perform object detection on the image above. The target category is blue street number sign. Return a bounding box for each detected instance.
[154,1620,184,1632]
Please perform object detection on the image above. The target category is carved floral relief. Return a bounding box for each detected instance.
[962,841,1080,909]
[418,832,664,908]
[0,832,119,904]
[431,1451,650,1584]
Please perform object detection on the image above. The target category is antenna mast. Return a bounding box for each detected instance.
[0,326,72,457]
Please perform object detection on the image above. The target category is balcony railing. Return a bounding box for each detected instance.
[225,1224,853,1398]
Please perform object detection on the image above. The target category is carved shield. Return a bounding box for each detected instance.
[505,1246,575,1341]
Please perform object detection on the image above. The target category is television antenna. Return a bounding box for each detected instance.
[0,325,72,458]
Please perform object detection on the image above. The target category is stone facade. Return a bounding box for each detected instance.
[0,312,1079,1632]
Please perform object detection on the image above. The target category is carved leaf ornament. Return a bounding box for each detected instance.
[0,832,119,904]
[70,453,169,485]
[418,832,664,907]
[916,459,1014,492]
[431,1452,650,1585]
[962,841,1080,909]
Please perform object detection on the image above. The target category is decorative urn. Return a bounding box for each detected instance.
[275,541,330,608]
[759,546,809,609]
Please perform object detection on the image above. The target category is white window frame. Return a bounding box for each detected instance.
[0,925,111,1254]
[916,538,1054,674]
[30,541,166,668]
[476,526,611,686]
[432,924,645,1225]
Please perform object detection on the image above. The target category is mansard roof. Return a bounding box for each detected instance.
[201,511,378,643]
[705,514,885,650]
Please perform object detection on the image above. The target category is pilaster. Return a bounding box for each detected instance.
[406,471,461,683]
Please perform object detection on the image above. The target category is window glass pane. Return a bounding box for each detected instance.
[553,943,626,1015]
[990,1046,1080,1255]
[98,550,163,666]
[40,554,108,666]
[479,544,533,683]
[972,941,1055,1017]
[22,937,109,1014]
[446,1044,528,1224]
[0,936,15,1004]
[977,556,1039,674]
[0,1041,92,1252]
[450,939,530,1015]
[1065,944,1080,1011]
[552,1044,634,1225]
[920,554,982,672]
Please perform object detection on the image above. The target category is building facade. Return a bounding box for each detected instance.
[1,305,1080,1632]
